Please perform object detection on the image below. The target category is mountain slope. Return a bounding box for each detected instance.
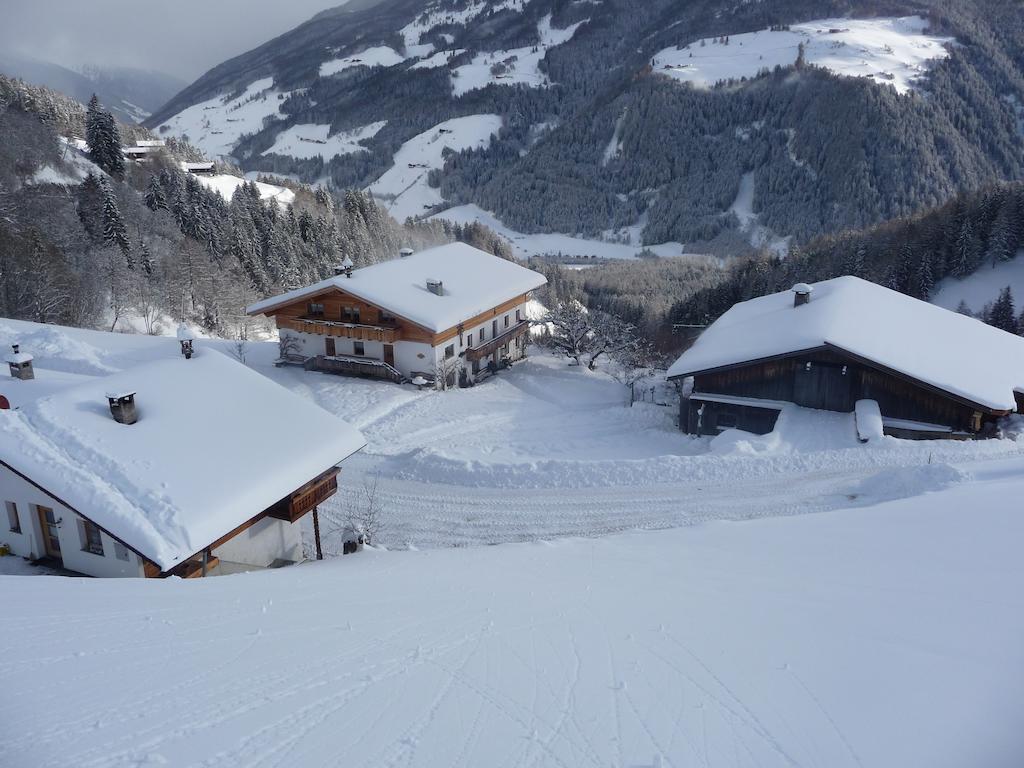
[0,52,186,123]
[147,0,1024,254]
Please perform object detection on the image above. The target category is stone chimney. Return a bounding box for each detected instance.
[792,283,813,307]
[106,391,138,425]
[426,278,444,296]
[342,256,354,278]
[399,247,414,258]
[176,324,195,360]
[5,344,34,380]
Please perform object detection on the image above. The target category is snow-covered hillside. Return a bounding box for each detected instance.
[932,251,1024,314]
[319,46,406,76]
[653,17,953,95]
[194,173,296,207]
[367,115,503,222]
[155,77,287,159]
[263,121,387,161]
[4,467,1023,767]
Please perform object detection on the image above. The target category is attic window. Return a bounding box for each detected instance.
[380,310,396,323]
[114,541,130,561]
[308,302,325,317]
[80,520,104,557]
[444,344,455,359]
[343,306,360,323]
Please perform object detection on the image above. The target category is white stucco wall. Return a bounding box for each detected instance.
[213,516,303,567]
[1,466,144,577]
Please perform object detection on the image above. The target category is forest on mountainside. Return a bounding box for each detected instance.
[0,75,509,337]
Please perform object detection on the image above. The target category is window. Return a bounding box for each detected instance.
[379,310,396,324]
[353,341,365,356]
[467,333,473,347]
[444,344,455,359]
[80,520,104,556]
[307,302,324,317]
[479,327,486,342]
[343,306,360,323]
[6,501,20,533]
[113,541,130,561]
[516,309,522,322]
[504,314,510,328]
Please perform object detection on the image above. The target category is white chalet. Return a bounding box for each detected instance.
[0,347,366,578]
[247,242,547,387]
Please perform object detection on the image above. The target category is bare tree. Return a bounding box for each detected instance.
[277,332,303,362]
[431,354,462,390]
[229,322,250,365]
[537,301,594,366]
[345,474,384,546]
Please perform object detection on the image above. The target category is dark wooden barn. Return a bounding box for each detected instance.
[668,279,1024,440]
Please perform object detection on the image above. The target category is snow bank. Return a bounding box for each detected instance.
[156,78,287,159]
[262,121,387,160]
[366,114,502,222]
[653,16,953,95]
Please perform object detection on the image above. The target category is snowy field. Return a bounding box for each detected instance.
[3,471,1023,767]
[262,121,387,161]
[653,17,953,94]
[932,251,1024,314]
[319,46,406,77]
[366,115,503,222]
[433,203,691,260]
[156,78,288,159]
[3,317,1024,765]
[194,173,296,207]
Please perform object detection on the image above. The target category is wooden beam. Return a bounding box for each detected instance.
[313,508,323,561]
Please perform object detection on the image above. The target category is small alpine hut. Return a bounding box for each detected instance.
[668,276,1024,440]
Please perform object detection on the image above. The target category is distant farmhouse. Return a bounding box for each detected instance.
[0,345,365,578]
[122,139,166,162]
[668,277,1024,440]
[248,243,547,387]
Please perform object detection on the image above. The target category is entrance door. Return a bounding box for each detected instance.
[383,344,395,367]
[36,505,61,560]
[325,337,336,357]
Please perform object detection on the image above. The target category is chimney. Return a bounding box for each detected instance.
[399,247,414,258]
[342,255,354,278]
[426,278,444,296]
[5,344,34,381]
[106,391,138,425]
[792,283,813,307]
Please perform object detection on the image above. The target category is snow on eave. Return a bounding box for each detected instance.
[248,242,547,334]
[667,276,1024,412]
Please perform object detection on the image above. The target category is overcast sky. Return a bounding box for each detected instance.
[0,0,351,82]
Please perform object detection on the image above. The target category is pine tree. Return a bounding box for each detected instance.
[85,95,103,160]
[145,175,168,211]
[915,252,934,300]
[987,286,1017,332]
[101,180,132,266]
[139,240,153,276]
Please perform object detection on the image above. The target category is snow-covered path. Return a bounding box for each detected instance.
[4,476,1022,767]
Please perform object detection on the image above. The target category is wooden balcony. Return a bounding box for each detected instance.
[466,321,530,361]
[279,317,399,343]
[312,355,405,383]
[267,467,340,523]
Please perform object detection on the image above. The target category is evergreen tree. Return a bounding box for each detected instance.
[101,180,132,267]
[145,175,168,212]
[987,286,1017,333]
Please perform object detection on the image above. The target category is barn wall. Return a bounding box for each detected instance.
[691,351,982,433]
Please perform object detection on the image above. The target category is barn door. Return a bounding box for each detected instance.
[794,362,852,411]
[383,345,395,367]
[325,338,336,357]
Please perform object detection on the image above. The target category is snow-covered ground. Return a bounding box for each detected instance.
[400,0,529,59]
[450,13,588,96]
[727,172,790,257]
[262,120,387,160]
[3,464,1023,767]
[4,317,1024,764]
[367,115,503,222]
[155,78,288,159]
[433,203,692,260]
[931,251,1024,314]
[194,173,296,207]
[653,16,953,95]
[319,46,406,76]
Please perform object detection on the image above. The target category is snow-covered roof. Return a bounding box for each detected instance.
[247,242,547,333]
[667,276,1024,411]
[0,351,366,570]
[5,351,33,365]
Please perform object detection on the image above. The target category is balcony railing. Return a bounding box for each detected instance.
[268,467,340,523]
[279,317,398,343]
[466,320,530,361]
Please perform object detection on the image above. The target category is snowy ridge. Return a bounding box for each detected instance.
[193,172,296,207]
[653,16,953,95]
[319,46,406,76]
